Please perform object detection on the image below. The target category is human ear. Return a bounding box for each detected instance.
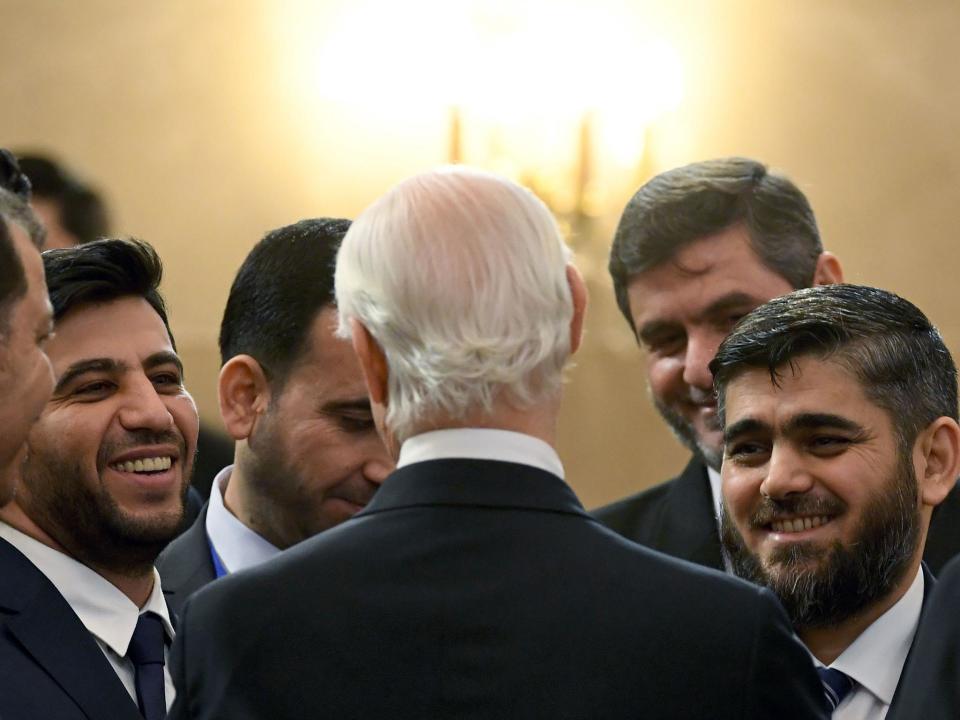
[812,252,844,285]
[916,417,960,508]
[218,355,271,441]
[566,264,588,356]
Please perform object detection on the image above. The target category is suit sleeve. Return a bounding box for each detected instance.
[745,587,829,720]
[167,596,193,720]
[887,557,960,720]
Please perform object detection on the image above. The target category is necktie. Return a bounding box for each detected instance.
[817,667,855,712]
[127,612,167,720]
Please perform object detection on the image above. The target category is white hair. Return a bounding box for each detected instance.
[335,166,575,443]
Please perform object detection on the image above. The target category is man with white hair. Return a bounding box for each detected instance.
[168,167,827,719]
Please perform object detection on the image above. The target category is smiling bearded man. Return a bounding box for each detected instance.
[713,284,960,719]
[0,238,198,720]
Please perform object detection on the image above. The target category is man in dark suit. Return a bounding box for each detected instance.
[0,238,199,719]
[713,284,960,717]
[887,552,960,719]
[169,167,827,719]
[157,218,393,617]
[593,157,960,575]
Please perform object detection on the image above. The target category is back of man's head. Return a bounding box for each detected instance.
[219,218,350,390]
[609,157,822,329]
[16,153,109,247]
[43,238,172,342]
[335,166,577,443]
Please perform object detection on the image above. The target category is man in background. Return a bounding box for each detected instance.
[594,156,960,574]
[714,284,959,717]
[0,149,53,503]
[0,239,198,719]
[168,167,826,719]
[157,218,393,615]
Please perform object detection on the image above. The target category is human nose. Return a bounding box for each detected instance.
[363,443,395,487]
[681,330,721,391]
[117,377,175,432]
[759,445,814,499]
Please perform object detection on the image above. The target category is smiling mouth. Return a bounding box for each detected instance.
[110,456,174,474]
[769,515,833,534]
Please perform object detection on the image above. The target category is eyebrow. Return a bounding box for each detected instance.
[54,351,184,395]
[724,413,864,444]
[636,291,761,344]
[321,398,373,415]
[54,358,126,395]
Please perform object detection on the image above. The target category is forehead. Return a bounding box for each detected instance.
[626,224,794,326]
[46,296,174,373]
[724,357,887,428]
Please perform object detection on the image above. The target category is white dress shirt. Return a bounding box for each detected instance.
[0,521,177,710]
[205,464,281,574]
[397,427,565,478]
[818,567,924,719]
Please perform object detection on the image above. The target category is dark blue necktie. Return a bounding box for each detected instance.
[817,667,855,712]
[127,612,167,720]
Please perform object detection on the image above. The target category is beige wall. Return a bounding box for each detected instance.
[3,1,959,508]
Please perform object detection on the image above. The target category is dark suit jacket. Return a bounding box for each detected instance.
[886,563,935,714]
[886,557,960,719]
[158,503,216,619]
[0,537,143,720]
[169,459,827,720]
[593,456,960,575]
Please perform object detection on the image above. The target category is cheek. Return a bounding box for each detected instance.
[170,396,200,449]
[646,356,683,397]
[722,470,760,521]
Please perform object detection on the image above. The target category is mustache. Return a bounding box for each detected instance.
[748,494,846,528]
[97,429,187,469]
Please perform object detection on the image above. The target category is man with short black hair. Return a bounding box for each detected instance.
[0,238,198,719]
[594,156,960,575]
[157,218,392,616]
[713,284,960,718]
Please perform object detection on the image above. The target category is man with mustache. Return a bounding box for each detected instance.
[713,284,960,718]
[593,157,960,575]
[0,238,199,719]
[158,218,393,616]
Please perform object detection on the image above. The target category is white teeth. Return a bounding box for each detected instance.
[771,516,831,533]
[112,456,172,473]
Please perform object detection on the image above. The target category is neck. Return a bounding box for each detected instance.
[409,396,561,450]
[0,501,156,607]
[222,459,290,550]
[799,558,921,665]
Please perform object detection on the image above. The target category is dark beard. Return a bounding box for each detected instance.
[20,430,190,576]
[720,453,920,630]
[652,394,723,471]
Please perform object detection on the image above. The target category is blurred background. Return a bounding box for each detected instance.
[3,0,958,507]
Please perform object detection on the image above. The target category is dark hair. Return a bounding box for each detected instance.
[609,157,822,330]
[43,238,174,347]
[711,284,958,449]
[17,153,109,245]
[219,218,350,388]
[0,150,44,330]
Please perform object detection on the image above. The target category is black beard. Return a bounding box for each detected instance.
[652,394,723,471]
[720,452,920,631]
[20,430,190,577]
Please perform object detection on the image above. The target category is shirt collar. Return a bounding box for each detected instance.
[707,465,723,521]
[820,566,924,705]
[0,521,175,656]
[397,428,565,480]
[205,464,281,574]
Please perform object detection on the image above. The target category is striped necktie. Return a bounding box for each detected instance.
[817,667,855,712]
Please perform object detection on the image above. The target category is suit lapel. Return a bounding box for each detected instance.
[158,504,216,619]
[654,459,725,569]
[0,540,141,720]
[890,563,935,711]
